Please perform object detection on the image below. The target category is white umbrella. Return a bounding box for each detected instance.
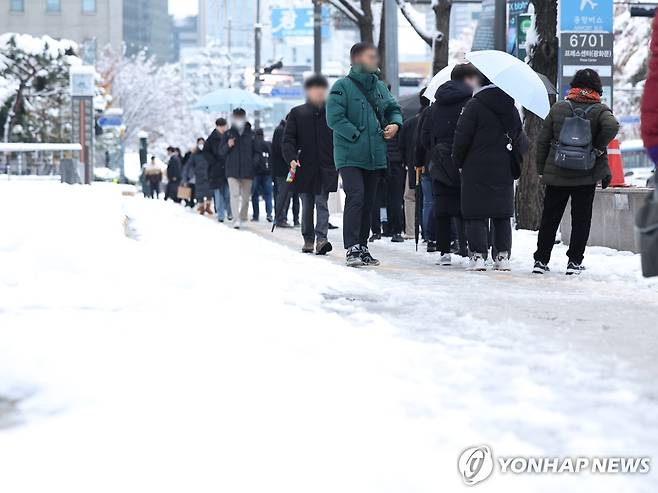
[465,50,550,119]
[423,63,457,103]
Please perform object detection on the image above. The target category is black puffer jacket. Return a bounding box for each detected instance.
[282,103,338,194]
[205,128,227,189]
[453,86,526,219]
[219,123,258,180]
[186,151,211,200]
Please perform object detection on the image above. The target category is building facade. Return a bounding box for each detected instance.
[122,0,172,62]
[0,0,123,64]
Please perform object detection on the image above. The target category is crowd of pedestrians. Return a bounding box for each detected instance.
[146,42,621,275]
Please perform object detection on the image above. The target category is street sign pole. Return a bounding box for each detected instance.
[313,0,322,74]
[558,0,614,107]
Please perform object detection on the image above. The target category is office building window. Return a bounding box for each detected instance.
[82,0,96,13]
[46,0,61,12]
[10,0,24,12]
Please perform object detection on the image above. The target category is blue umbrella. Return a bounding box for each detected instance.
[192,88,272,113]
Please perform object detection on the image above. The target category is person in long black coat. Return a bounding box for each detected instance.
[205,118,232,222]
[398,91,429,239]
[164,146,182,202]
[185,137,213,215]
[271,119,297,227]
[282,75,338,255]
[420,64,480,262]
[371,135,405,242]
[452,79,528,271]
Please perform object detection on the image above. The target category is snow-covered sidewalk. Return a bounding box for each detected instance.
[1,181,657,493]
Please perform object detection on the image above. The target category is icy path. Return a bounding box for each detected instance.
[1,182,657,493]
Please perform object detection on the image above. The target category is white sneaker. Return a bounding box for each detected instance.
[438,253,452,266]
[493,251,511,271]
[233,219,242,230]
[466,254,487,271]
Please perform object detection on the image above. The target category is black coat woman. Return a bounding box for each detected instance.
[453,77,528,271]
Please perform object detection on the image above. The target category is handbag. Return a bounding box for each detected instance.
[480,101,524,180]
[177,184,192,200]
[636,187,658,278]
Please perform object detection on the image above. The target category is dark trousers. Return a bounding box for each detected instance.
[386,166,405,235]
[341,167,380,249]
[535,184,596,264]
[466,218,512,259]
[437,216,467,256]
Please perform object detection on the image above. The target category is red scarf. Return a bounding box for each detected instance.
[566,87,601,104]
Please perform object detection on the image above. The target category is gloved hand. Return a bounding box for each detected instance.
[601,174,612,190]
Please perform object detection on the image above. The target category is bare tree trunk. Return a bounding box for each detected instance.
[378,5,387,81]
[516,0,558,230]
[359,0,375,44]
[432,0,452,75]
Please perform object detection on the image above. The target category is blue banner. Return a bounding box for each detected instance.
[271,7,329,39]
[560,0,614,32]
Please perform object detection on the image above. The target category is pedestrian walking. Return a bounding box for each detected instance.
[219,108,258,229]
[251,128,274,222]
[185,138,213,215]
[283,74,338,255]
[452,75,528,272]
[271,118,294,228]
[180,147,196,208]
[164,147,182,202]
[399,89,429,240]
[533,69,619,275]
[326,42,403,267]
[420,63,480,265]
[206,118,233,223]
[143,156,162,199]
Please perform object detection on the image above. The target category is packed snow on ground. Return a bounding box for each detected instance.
[0,181,657,493]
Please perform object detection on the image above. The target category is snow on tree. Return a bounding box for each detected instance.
[0,33,80,143]
[97,48,213,152]
[614,5,652,140]
[396,0,451,75]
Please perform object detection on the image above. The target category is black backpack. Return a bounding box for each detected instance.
[554,102,597,171]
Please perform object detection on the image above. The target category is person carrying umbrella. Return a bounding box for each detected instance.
[452,71,528,271]
[533,69,619,275]
[327,42,403,267]
[282,74,338,255]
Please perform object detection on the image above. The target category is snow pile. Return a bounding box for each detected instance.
[1,181,657,492]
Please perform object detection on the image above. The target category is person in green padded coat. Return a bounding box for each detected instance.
[326,41,403,267]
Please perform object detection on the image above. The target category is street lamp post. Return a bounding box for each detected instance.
[313,0,322,74]
[254,0,262,128]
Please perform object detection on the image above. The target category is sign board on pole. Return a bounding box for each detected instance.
[70,66,95,184]
[559,0,614,107]
[507,1,530,55]
[271,7,329,39]
[472,0,497,51]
